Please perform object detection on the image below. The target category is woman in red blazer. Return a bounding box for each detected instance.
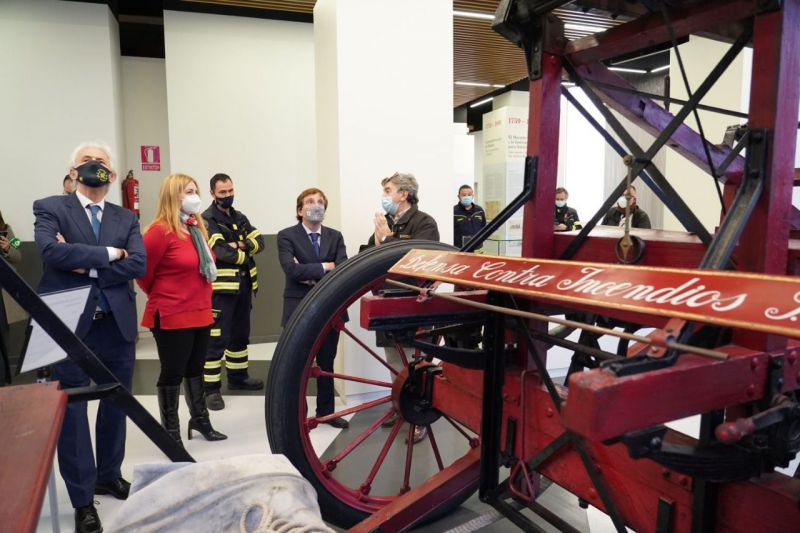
[137,174,226,444]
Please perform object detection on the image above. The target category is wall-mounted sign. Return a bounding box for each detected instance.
[389,249,800,338]
[141,145,160,171]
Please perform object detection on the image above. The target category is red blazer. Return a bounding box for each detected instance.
[137,222,213,329]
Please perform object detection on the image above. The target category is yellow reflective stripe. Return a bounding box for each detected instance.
[212,282,240,291]
[246,230,261,254]
[225,361,249,370]
[210,328,221,337]
[224,348,248,356]
[217,268,239,277]
[204,360,222,369]
[208,233,224,247]
[252,281,259,291]
[204,374,221,382]
[235,249,246,265]
[249,267,257,278]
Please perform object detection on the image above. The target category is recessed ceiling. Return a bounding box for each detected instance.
[113,0,631,107]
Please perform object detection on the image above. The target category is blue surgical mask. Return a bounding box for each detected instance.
[381,195,398,215]
[460,195,474,207]
[555,200,566,208]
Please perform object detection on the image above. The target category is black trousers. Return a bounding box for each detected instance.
[315,330,340,417]
[205,287,252,390]
[151,313,210,387]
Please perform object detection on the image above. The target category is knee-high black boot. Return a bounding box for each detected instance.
[184,376,227,441]
[157,384,184,446]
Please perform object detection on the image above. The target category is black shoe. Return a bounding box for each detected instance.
[206,392,225,411]
[381,411,399,428]
[94,477,130,500]
[324,416,350,429]
[75,504,102,533]
[157,384,183,445]
[228,376,264,390]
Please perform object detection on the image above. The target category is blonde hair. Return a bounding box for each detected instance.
[147,174,209,241]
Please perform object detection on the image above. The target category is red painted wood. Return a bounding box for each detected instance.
[562,347,770,441]
[565,0,758,66]
[0,383,66,533]
[347,448,481,533]
[359,290,487,329]
[524,53,562,260]
[389,249,800,338]
[733,0,800,350]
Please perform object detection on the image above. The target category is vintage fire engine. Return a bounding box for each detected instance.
[265,1,800,532]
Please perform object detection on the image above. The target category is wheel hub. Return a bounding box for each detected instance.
[392,360,443,426]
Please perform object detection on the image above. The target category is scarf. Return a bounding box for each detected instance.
[180,213,217,282]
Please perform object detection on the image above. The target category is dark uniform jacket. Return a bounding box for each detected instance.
[363,204,439,249]
[201,204,265,295]
[453,203,486,247]
[554,205,581,231]
[601,206,651,229]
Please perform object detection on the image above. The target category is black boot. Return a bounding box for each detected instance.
[183,376,227,441]
[157,384,184,446]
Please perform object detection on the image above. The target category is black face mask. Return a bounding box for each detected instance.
[215,196,234,209]
[74,160,112,188]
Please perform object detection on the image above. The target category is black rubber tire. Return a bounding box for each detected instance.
[266,240,474,528]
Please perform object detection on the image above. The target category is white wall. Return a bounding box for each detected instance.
[662,36,750,232]
[163,10,316,232]
[0,0,125,240]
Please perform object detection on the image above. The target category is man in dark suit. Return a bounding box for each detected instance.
[33,141,146,533]
[277,188,349,428]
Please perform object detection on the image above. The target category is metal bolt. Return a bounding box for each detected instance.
[679,476,690,487]
[546,407,554,418]
[788,352,797,365]
[746,384,756,397]
[662,469,671,479]
[751,357,759,370]
[650,436,662,449]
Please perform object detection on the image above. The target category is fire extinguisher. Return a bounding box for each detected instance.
[122,170,140,219]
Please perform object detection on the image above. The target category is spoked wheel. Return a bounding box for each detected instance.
[266,240,482,528]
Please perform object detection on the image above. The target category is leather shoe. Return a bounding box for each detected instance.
[75,504,102,533]
[228,376,264,390]
[206,392,225,411]
[324,416,349,429]
[94,477,130,500]
[381,411,399,428]
[407,425,428,445]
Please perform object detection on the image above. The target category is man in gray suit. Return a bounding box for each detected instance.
[277,188,348,428]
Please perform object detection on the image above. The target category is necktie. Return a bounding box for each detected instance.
[310,232,320,258]
[88,204,102,242]
[87,204,110,311]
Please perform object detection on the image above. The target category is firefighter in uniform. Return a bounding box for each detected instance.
[202,173,265,410]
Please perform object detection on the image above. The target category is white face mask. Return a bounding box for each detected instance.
[555,200,566,208]
[617,196,629,209]
[181,193,202,214]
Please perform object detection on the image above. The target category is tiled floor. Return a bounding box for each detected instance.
[31,337,800,532]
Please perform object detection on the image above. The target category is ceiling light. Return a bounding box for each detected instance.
[453,10,495,20]
[608,66,647,74]
[456,81,492,87]
[564,22,607,33]
[470,97,493,108]
[650,64,670,73]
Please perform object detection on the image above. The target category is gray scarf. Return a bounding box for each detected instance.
[180,213,217,282]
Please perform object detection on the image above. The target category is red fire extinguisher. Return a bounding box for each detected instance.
[122,170,140,219]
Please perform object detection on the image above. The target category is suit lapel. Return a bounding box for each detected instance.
[98,204,119,245]
[66,194,99,244]
[319,226,333,260]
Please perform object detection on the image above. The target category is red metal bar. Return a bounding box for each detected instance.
[359,290,487,329]
[323,409,396,473]
[339,323,398,376]
[427,425,445,471]
[314,368,393,389]
[313,395,391,425]
[523,52,562,259]
[565,0,758,66]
